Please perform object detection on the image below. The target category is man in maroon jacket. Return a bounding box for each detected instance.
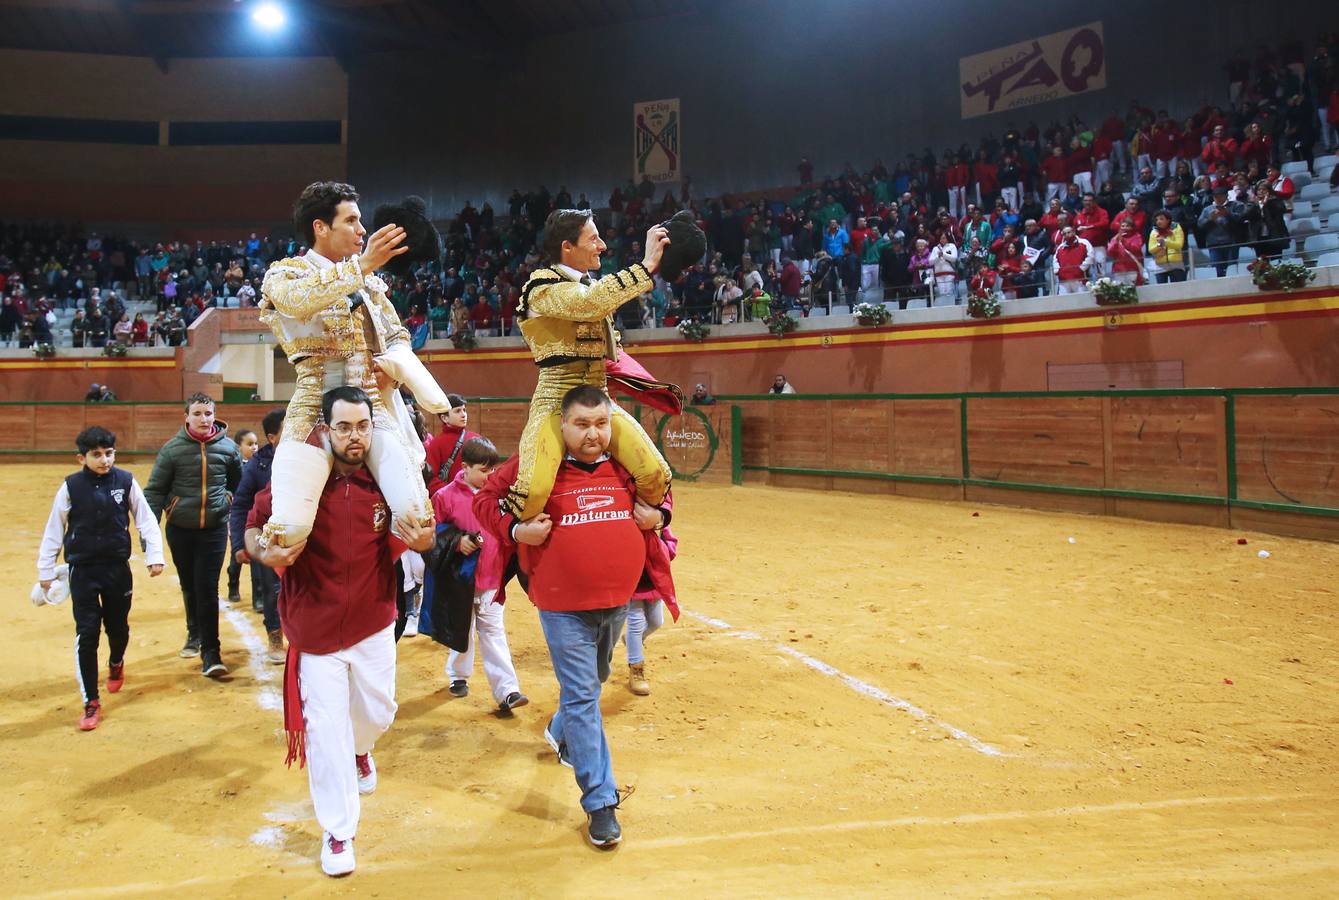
[474,384,675,849]
[247,385,435,878]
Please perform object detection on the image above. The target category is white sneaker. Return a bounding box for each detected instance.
[321,832,355,877]
[402,613,419,637]
[355,752,377,794]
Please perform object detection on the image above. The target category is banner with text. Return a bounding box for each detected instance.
[634,98,680,184]
[959,22,1106,119]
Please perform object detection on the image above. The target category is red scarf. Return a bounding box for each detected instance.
[283,643,305,767]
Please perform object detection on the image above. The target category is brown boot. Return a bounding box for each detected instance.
[628,662,650,696]
[266,629,286,665]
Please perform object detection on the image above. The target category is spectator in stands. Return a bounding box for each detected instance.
[769,374,796,395]
[1095,181,1124,222]
[1107,218,1147,285]
[1131,166,1163,212]
[1068,136,1095,195]
[1147,210,1188,283]
[131,312,149,346]
[879,237,914,308]
[1014,260,1045,299]
[86,306,108,348]
[1052,226,1093,295]
[1201,125,1238,173]
[1020,219,1053,282]
[823,220,849,258]
[99,384,118,401]
[1041,145,1069,202]
[112,312,133,345]
[995,242,1024,297]
[70,309,88,348]
[236,279,256,308]
[1075,194,1112,275]
[778,257,802,311]
[84,383,102,402]
[1246,180,1290,261]
[928,232,959,303]
[690,384,716,406]
[0,296,18,347]
[1198,185,1246,276]
[714,278,742,323]
[1113,197,1148,238]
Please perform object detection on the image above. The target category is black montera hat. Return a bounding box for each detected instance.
[657,210,707,283]
[371,196,441,278]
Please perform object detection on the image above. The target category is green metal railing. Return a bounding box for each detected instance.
[724,387,1339,520]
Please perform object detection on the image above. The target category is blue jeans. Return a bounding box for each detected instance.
[539,606,629,812]
[625,599,664,665]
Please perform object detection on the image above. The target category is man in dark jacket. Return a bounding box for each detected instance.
[1197,185,1246,276]
[144,392,242,675]
[230,408,286,661]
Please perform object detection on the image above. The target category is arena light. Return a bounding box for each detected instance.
[251,2,287,31]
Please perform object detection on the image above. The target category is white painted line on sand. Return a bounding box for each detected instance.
[219,598,283,710]
[686,610,1009,758]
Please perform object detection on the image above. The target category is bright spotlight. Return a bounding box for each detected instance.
[252,2,287,31]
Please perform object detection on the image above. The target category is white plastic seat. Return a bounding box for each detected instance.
[1324,215,1339,233]
[1291,200,1314,217]
[1237,246,1257,262]
[1298,183,1333,202]
[1317,196,1339,218]
[1303,233,1339,255]
[1316,251,1339,268]
[1290,216,1321,239]
[1193,266,1219,280]
[1289,172,1312,190]
[808,307,827,317]
[1314,154,1338,171]
[1316,166,1335,187]
[1280,161,1310,177]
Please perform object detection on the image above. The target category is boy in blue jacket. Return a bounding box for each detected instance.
[230,408,286,663]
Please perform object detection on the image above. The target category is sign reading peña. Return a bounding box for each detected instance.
[959,22,1105,119]
[634,98,681,184]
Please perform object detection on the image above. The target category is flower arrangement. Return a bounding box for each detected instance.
[33,342,56,359]
[677,318,711,342]
[1248,258,1315,292]
[966,291,1001,319]
[449,330,477,351]
[852,301,892,326]
[103,341,129,358]
[1088,277,1139,306]
[762,311,798,337]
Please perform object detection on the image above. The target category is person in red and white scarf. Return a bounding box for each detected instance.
[1106,218,1147,286]
[247,385,435,878]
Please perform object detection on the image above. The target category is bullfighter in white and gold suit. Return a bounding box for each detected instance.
[258,182,451,547]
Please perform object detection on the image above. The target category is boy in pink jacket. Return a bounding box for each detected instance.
[431,437,528,712]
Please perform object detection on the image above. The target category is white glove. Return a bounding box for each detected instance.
[32,564,70,606]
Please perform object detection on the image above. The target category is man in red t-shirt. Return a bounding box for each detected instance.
[475,384,674,849]
[248,385,435,877]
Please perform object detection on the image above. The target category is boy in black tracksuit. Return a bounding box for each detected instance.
[37,427,166,731]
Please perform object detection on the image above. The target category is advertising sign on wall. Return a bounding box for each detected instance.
[959,22,1106,119]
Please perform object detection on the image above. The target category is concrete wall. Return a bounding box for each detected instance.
[0,50,347,227]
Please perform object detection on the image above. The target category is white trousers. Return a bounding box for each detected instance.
[1046,182,1067,203]
[860,263,879,291]
[299,623,397,841]
[446,596,520,703]
[1094,159,1112,191]
[948,187,966,218]
[1057,279,1086,295]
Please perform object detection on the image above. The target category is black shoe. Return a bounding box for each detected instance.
[448,679,469,698]
[586,806,622,848]
[499,692,529,712]
[227,589,242,604]
[202,651,229,678]
[179,634,201,659]
[543,716,573,768]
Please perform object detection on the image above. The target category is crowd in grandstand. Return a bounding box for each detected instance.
[2,33,1337,348]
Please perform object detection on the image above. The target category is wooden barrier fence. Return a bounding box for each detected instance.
[4,389,1336,541]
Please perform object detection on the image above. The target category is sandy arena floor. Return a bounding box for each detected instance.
[2,462,1338,897]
